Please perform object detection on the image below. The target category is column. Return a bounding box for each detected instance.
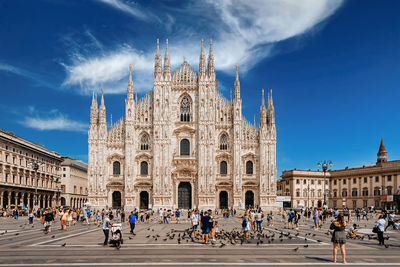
[0,191,3,208]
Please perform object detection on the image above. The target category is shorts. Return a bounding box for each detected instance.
[288,218,293,223]
[202,227,209,234]
[61,220,67,226]
[44,221,52,227]
[193,224,198,230]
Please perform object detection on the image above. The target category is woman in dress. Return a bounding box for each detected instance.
[330,213,347,264]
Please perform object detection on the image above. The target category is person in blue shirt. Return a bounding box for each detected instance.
[128,211,136,234]
[175,209,181,224]
[287,209,295,229]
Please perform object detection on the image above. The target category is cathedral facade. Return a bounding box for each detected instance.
[88,40,277,211]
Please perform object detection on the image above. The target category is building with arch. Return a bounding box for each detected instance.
[88,39,277,211]
[60,157,88,209]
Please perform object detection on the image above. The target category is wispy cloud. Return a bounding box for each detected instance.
[97,0,158,22]
[62,0,343,94]
[0,62,53,88]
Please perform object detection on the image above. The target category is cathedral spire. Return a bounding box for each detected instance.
[377,138,388,165]
[154,39,162,79]
[234,64,240,99]
[164,39,171,78]
[199,39,205,77]
[207,39,215,77]
[99,88,106,124]
[90,89,98,124]
[259,89,267,128]
[127,64,134,100]
[267,89,275,125]
[110,114,113,129]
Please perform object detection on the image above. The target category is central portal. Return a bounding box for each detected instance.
[112,191,121,209]
[178,182,192,209]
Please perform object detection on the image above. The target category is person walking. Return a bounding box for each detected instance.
[330,213,347,264]
[128,211,136,235]
[103,214,113,246]
[385,211,396,231]
[242,210,251,241]
[28,210,34,224]
[201,211,211,244]
[255,210,263,233]
[375,215,386,246]
[191,210,199,237]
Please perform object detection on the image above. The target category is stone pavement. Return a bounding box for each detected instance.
[0,213,399,266]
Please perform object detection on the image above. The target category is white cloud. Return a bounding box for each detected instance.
[62,0,343,94]
[0,62,53,88]
[20,109,88,133]
[97,0,157,22]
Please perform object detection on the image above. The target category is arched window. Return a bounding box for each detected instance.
[219,134,228,150]
[113,161,120,175]
[351,188,358,197]
[180,139,190,156]
[220,161,227,175]
[342,190,347,197]
[245,161,253,175]
[140,134,149,150]
[180,96,191,122]
[140,161,148,175]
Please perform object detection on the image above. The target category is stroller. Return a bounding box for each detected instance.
[109,223,123,249]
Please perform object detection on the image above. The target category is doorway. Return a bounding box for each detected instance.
[245,190,254,208]
[178,182,192,209]
[140,191,149,209]
[112,191,122,208]
[219,191,228,209]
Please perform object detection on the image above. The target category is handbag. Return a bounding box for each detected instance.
[372,226,379,233]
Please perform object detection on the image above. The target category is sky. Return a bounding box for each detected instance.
[0,0,399,178]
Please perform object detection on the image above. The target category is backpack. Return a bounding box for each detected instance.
[242,218,247,228]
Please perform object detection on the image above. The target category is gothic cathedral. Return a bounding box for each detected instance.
[88,40,277,211]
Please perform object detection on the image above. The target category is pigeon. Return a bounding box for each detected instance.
[219,243,226,248]
[129,236,133,240]
[146,235,150,238]
[385,244,390,248]
[256,241,260,246]
[304,244,309,248]
[293,247,299,252]
[61,243,66,247]
[317,240,323,243]
[15,233,19,236]
[51,235,55,238]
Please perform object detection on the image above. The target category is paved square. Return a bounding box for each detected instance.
[0,213,399,266]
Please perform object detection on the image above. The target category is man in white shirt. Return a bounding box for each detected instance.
[103,214,113,246]
[191,210,199,236]
[159,209,163,224]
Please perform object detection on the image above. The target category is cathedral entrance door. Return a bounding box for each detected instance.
[112,191,121,209]
[178,182,192,209]
[140,191,149,209]
[219,191,228,209]
[245,190,254,208]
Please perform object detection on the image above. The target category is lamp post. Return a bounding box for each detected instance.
[28,161,44,211]
[317,160,332,207]
[307,183,310,209]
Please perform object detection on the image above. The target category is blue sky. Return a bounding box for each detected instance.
[0,0,399,177]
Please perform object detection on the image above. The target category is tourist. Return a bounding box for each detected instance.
[191,209,199,236]
[128,211,136,235]
[61,209,68,230]
[201,211,211,244]
[67,210,72,227]
[44,208,54,233]
[356,209,361,221]
[255,210,263,233]
[375,215,386,246]
[28,210,34,224]
[175,209,181,224]
[295,210,301,229]
[288,209,295,229]
[121,209,125,222]
[330,213,347,264]
[385,211,396,231]
[347,223,359,239]
[362,209,368,220]
[159,208,163,224]
[313,208,319,230]
[208,210,215,242]
[242,210,251,241]
[163,210,168,224]
[103,214,113,246]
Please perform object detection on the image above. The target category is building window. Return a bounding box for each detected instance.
[333,180,337,185]
[180,96,191,122]
[296,191,300,197]
[113,161,121,175]
[285,180,289,185]
[333,201,337,207]
[353,178,356,184]
[140,161,148,175]
[180,139,190,156]
[246,161,253,175]
[311,191,315,197]
[140,134,150,150]
[61,185,65,193]
[375,176,379,182]
[343,179,346,185]
[311,179,314,185]
[353,200,357,208]
[364,177,367,183]
[63,167,66,171]
[303,179,306,184]
[63,174,66,177]
[74,186,77,194]
[296,179,300,184]
[362,188,368,196]
[387,186,392,195]
[318,180,321,185]
[303,191,307,197]
[285,189,290,196]
[387,175,392,182]
[219,134,228,150]
[220,161,227,175]
[352,189,358,197]
[342,190,347,197]
[363,200,368,207]
[333,191,337,197]
[374,187,380,196]
[318,191,322,197]
[375,200,379,208]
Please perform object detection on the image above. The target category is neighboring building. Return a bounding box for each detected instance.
[278,169,328,209]
[88,40,277,211]
[278,140,400,210]
[60,157,88,208]
[0,129,62,209]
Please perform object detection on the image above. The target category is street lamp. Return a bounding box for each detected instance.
[307,182,310,209]
[317,160,333,207]
[28,161,44,210]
